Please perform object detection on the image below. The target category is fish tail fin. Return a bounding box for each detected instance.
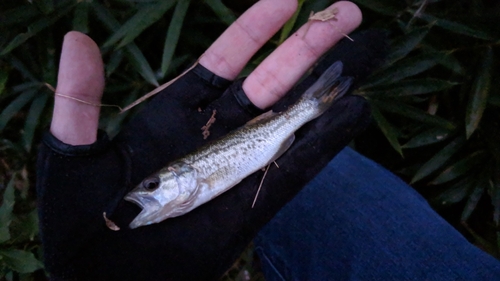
[301,61,353,114]
[316,76,353,112]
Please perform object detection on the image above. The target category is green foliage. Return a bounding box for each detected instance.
[0,0,500,279]
[0,175,42,278]
[352,0,500,257]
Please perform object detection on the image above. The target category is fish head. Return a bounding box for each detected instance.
[125,161,200,229]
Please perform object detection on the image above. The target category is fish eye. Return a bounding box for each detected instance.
[142,176,160,191]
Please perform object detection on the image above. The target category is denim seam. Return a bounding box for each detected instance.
[255,246,287,281]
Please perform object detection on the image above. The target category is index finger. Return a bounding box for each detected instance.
[199,0,298,80]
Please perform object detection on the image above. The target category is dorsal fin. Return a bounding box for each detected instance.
[245,110,278,126]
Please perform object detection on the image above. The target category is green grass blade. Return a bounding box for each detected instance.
[403,127,453,148]
[90,1,120,30]
[106,50,124,77]
[372,99,456,130]
[91,2,159,86]
[0,89,37,132]
[0,3,75,56]
[204,0,236,25]
[411,135,466,184]
[1,5,39,26]
[104,0,176,49]
[430,151,487,185]
[386,25,431,64]
[124,45,160,87]
[23,93,49,152]
[278,0,306,44]
[370,104,403,156]
[161,0,191,77]
[0,69,9,97]
[488,167,500,226]
[433,51,465,75]
[352,0,402,16]
[365,78,459,97]
[433,177,474,206]
[0,176,15,243]
[73,1,89,33]
[9,56,38,82]
[418,13,494,40]
[35,0,55,14]
[361,54,438,89]
[461,183,487,222]
[465,47,493,139]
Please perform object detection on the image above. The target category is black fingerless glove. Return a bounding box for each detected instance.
[36,30,387,281]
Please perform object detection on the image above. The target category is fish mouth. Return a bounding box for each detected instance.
[124,193,161,229]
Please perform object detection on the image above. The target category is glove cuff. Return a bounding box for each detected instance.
[231,78,266,116]
[41,129,111,156]
[192,63,232,89]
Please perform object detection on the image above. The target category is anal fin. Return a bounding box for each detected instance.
[267,134,295,165]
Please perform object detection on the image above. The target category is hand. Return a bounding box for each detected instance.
[37,1,383,280]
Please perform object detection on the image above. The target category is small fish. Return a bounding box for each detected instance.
[125,61,352,229]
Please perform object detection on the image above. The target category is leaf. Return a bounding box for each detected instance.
[465,47,493,139]
[434,177,474,206]
[492,167,500,226]
[372,99,456,130]
[35,0,55,14]
[403,127,452,148]
[10,209,39,243]
[161,0,191,77]
[430,151,487,185]
[103,0,176,48]
[0,69,9,96]
[386,25,431,64]
[73,1,89,33]
[370,104,403,156]
[105,49,124,77]
[278,0,306,44]
[432,50,465,75]
[204,0,237,25]
[1,5,39,26]
[418,13,494,40]
[23,93,49,152]
[91,2,159,86]
[461,184,486,222]
[0,177,15,243]
[0,89,37,132]
[411,135,466,184]
[0,3,75,56]
[0,249,43,274]
[361,53,438,89]
[9,56,38,82]
[11,82,40,93]
[351,0,402,16]
[489,95,500,107]
[364,78,459,97]
[124,45,160,87]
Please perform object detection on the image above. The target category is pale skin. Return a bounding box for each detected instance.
[51,0,362,146]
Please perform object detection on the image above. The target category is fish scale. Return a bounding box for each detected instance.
[125,61,352,229]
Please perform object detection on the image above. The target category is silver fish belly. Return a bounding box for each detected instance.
[125,61,352,229]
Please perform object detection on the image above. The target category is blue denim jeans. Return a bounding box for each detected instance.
[255,147,500,280]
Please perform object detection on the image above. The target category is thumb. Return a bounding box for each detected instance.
[50,31,104,145]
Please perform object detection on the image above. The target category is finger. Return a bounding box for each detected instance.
[50,31,105,145]
[199,0,297,80]
[243,1,363,109]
